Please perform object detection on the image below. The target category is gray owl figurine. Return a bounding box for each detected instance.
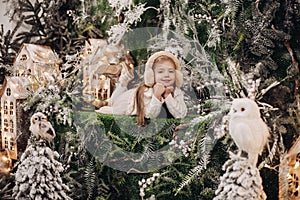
[229,98,269,166]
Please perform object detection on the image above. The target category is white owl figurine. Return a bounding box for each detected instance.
[229,98,269,166]
[29,112,56,143]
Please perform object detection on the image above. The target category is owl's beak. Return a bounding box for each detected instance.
[229,108,237,115]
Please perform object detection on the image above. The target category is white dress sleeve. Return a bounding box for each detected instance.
[164,88,187,118]
[97,84,136,115]
[144,88,163,119]
[109,83,128,106]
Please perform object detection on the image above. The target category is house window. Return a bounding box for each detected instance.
[4,137,8,149]
[6,88,11,96]
[4,101,8,114]
[3,101,8,115]
[9,102,13,115]
[20,54,28,61]
[9,119,14,133]
[87,48,92,54]
[4,119,8,132]
[9,138,15,151]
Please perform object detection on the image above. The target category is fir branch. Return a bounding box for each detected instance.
[175,125,215,195]
[84,160,97,200]
[0,176,14,200]
[175,157,207,195]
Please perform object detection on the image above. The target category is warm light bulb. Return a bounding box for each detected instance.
[295,161,300,169]
[1,156,6,161]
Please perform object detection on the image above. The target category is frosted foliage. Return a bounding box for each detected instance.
[13,138,71,200]
[214,154,267,200]
[123,4,146,25]
[107,3,147,44]
[108,0,133,16]
[147,32,186,60]
[206,25,222,50]
[23,81,73,126]
[107,23,128,45]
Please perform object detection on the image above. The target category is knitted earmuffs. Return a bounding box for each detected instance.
[144,51,183,88]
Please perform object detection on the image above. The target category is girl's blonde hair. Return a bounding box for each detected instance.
[135,54,180,126]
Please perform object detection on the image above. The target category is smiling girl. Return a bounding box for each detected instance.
[97,51,187,125]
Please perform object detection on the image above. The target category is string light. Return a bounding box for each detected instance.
[0,150,12,175]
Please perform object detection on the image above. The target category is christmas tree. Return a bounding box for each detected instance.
[13,137,71,200]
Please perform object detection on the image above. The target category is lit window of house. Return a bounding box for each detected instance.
[9,120,14,133]
[9,138,15,151]
[87,48,92,54]
[4,119,8,132]
[4,101,8,115]
[6,88,11,96]
[4,137,8,149]
[20,54,27,61]
[9,102,13,115]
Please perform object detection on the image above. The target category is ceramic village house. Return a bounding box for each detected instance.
[0,43,60,164]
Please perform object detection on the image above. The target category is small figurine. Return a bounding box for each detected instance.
[29,112,56,144]
[229,98,269,166]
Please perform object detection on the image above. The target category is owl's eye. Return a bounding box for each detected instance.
[241,107,245,112]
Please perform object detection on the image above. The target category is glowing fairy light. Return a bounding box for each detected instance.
[0,150,12,175]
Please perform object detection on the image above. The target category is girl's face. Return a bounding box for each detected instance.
[153,59,176,87]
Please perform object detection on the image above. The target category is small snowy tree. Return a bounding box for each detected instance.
[13,137,71,200]
[214,153,267,200]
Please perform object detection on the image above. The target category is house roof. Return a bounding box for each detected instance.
[94,64,122,75]
[14,43,61,65]
[0,76,30,99]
